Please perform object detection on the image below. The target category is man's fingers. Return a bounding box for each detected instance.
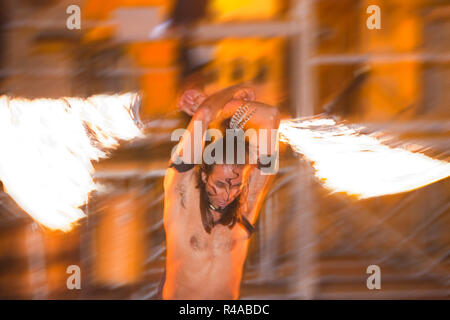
[185,89,202,101]
[194,93,207,106]
[233,87,255,101]
[177,89,204,115]
[247,89,256,101]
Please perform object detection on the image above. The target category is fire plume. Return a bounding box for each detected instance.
[279,116,450,199]
[0,93,143,231]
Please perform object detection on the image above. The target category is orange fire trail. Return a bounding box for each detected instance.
[279,116,450,199]
[0,93,143,231]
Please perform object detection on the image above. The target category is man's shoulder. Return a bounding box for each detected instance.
[164,164,197,191]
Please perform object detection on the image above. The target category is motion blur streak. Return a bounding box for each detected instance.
[279,116,450,199]
[0,93,143,231]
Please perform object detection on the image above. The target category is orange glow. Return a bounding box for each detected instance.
[0,93,143,231]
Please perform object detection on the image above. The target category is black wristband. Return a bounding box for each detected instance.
[169,161,195,173]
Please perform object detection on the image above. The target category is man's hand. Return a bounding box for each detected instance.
[177,86,255,117]
[232,86,255,102]
[177,89,207,116]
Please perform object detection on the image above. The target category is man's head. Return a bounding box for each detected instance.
[201,163,251,210]
[197,135,253,233]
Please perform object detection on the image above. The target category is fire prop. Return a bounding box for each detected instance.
[0,93,143,231]
[279,116,450,199]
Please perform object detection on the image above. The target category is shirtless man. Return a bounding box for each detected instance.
[161,85,280,299]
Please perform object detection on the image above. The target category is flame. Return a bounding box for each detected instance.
[279,116,450,199]
[0,93,143,231]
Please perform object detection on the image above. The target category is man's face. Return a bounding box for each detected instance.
[201,165,249,210]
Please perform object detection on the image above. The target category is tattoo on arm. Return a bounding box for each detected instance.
[176,183,187,209]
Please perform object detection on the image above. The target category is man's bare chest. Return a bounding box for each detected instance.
[166,179,250,255]
[188,224,243,254]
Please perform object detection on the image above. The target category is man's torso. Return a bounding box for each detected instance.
[162,168,252,299]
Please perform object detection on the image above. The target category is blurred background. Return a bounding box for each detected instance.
[0,0,448,299]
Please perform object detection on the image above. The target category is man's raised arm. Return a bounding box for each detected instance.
[219,99,281,223]
[169,85,255,168]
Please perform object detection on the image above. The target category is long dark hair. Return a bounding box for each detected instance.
[197,166,242,234]
[196,135,250,234]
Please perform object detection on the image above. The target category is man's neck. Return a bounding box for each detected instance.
[211,211,222,224]
[208,203,225,223]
